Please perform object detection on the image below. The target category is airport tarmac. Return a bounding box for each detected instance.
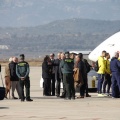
[0,67,120,120]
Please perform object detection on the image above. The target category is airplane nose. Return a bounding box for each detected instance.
[88,53,93,61]
[88,52,97,62]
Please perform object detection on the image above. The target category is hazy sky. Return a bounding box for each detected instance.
[0,0,120,27]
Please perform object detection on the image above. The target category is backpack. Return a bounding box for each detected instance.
[84,59,91,73]
[94,60,99,72]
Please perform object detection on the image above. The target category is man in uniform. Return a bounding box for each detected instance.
[16,54,33,102]
[60,52,75,100]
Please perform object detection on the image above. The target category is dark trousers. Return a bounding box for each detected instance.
[19,77,30,100]
[97,74,104,94]
[80,84,85,96]
[103,74,111,94]
[80,75,87,97]
[84,74,89,95]
[63,73,75,98]
[51,74,55,96]
[62,81,66,97]
[85,83,89,95]
[61,74,66,97]
[112,72,120,98]
[56,76,61,96]
[43,78,51,96]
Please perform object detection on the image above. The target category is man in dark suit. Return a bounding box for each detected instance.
[54,53,61,97]
[50,53,56,96]
[42,55,52,96]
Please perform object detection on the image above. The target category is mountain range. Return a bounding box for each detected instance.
[0,18,120,58]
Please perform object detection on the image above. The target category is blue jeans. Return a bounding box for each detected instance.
[112,72,120,98]
[97,74,104,94]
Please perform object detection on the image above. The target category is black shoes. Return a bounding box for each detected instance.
[56,94,60,97]
[60,95,65,98]
[12,97,18,99]
[26,98,33,102]
[51,94,55,96]
[21,99,25,102]
[21,99,33,102]
[86,94,91,97]
[21,97,33,102]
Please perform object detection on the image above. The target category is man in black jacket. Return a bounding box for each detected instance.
[78,53,91,98]
[9,57,21,99]
[54,53,61,97]
[50,53,56,96]
[82,57,91,97]
[42,55,52,96]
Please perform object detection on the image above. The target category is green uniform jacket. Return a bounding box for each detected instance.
[60,58,74,73]
[16,61,30,79]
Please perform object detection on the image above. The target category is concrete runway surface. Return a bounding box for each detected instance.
[0,67,120,120]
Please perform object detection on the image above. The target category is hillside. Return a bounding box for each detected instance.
[0,18,120,58]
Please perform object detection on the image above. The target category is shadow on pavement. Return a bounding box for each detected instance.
[32,97,62,99]
[32,96,113,99]
[0,107,9,109]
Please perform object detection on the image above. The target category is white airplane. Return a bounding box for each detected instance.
[89,31,120,62]
[69,51,91,55]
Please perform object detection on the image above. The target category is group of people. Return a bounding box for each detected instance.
[4,54,33,102]
[4,50,120,101]
[42,50,120,100]
[97,51,120,98]
[42,52,91,100]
